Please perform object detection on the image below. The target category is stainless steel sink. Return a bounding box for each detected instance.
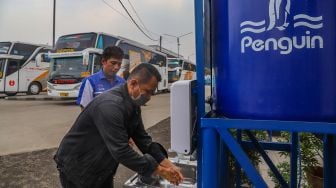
[124,159,197,188]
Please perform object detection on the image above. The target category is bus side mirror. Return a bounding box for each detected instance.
[42,53,50,62]
[35,54,42,67]
[83,52,89,65]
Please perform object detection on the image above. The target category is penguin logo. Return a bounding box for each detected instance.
[267,0,291,31]
[240,0,324,54]
[240,0,323,34]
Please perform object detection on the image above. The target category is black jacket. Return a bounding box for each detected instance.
[54,84,167,188]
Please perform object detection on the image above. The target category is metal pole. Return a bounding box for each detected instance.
[53,0,56,48]
[164,32,192,58]
[159,36,162,51]
[324,135,336,188]
[290,132,298,188]
[194,0,205,187]
[177,37,180,58]
[202,128,219,188]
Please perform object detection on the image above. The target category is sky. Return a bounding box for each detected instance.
[0,0,196,62]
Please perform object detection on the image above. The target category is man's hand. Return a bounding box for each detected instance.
[159,158,178,169]
[154,161,184,185]
[128,138,135,147]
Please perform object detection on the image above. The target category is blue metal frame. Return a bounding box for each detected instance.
[200,118,336,187]
[324,135,336,188]
[194,0,205,187]
[194,0,336,187]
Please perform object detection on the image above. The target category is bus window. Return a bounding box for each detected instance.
[119,42,143,70]
[191,64,196,71]
[119,42,150,63]
[168,62,179,69]
[41,54,51,63]
[92,54,102,73]
[49,57,87,79]
[55,33,97,51]
[118,42,132,59]
[183,62,190,70]
[160,56,166,67]
[179,60,183,67]
[141,49,152,63]
[6,59,20,76]
[0,59,5,78]
[102,34,119,49]
[10,43,38,60]
[0,42,11,54]
[150,54,166,67]
[31,48,50,61]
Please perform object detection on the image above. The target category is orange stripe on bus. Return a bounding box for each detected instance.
[33,70,49,81]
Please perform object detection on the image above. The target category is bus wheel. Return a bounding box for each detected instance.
[27,82,41,95]
[5,92,17,96]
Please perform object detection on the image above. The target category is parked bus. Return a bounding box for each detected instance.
[47,32,168,98]
[47,32,118,98]
[168,58,183,83]
[0,42,51,96]
[117,37,168,93]
[167,58,196,89]
[180,59,196,81]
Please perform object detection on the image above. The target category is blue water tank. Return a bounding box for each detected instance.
[213,0,336,122]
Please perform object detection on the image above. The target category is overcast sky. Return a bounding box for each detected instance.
[0,0,196,61]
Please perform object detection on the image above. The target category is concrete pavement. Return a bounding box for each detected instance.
[2,92,74,100]
[0,118,172,188]
[0,93,170,155]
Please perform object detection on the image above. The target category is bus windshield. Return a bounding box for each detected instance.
[168,70,180,83]
[0,59,5,78]
[10,43,38,59]
[55,33,97,52]
[168,62,179,69]
[49,57,88,81]
[0,42,11,54]
[168,59,180,68]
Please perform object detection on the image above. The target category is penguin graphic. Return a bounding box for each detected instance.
[267,0,291,31]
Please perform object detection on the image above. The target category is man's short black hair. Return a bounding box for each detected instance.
[102,46,124,60]
[128,63,162,83]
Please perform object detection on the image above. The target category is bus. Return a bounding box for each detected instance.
[47,32,168,98]
[47,32,119,98]
[0,42,51,96]
[167,58,196,88]
[180,59,196,81]
[117,37,168,93]
[168,58,183,84]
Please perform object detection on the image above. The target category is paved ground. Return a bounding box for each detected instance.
[0,93,27,99]
[0,100,79,156]
[0,91,172,187]
[0,93,170,155]
[0,118,172,188]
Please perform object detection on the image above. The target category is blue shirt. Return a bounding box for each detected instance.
[76,70,125,107]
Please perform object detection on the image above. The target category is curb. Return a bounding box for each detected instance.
[4,96,76,101]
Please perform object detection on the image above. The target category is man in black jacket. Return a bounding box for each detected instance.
[54,63,183,188]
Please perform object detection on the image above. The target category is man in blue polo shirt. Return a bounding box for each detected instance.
[77,46,125,110]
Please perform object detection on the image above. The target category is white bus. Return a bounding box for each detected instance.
[117,37,168,93]
[168,58,196,89]
[180,59,196,81]
[168,58,183,85]
[0,42,51,96]
[47,32,118,98]
[47,32,168,98]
